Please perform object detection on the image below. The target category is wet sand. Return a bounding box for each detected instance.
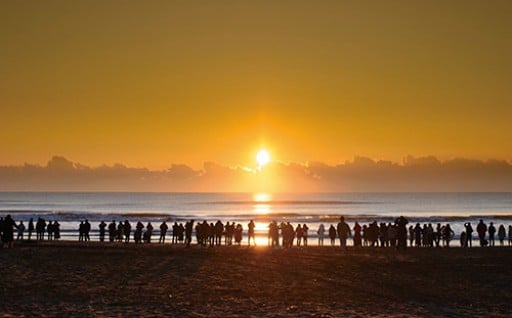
[1,242,511,317]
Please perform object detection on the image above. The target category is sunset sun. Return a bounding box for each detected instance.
[256,149,270,167]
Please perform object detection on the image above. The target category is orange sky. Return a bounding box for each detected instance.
[1,1,511,170]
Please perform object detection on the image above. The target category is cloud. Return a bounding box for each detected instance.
[0,155,512,192]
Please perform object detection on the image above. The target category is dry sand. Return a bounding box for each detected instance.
[1,242,511,317]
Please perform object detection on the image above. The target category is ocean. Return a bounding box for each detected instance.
[1,192,512,244]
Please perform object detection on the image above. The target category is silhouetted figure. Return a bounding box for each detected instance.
[53,221,60,240]
[17,221,25,240]
[268,221,279,247]
[488,222,496,247]
[172,222,179,244]
[208,222,215,247]
[395,216,408,250]
[379,223,388,247]
[36,218,46,241]
[47,221,54,240]
[295,224,303,247]
[509,225,512,246]
[234,224,243,245]
[442,224,454,247]
[352,222,362,247]
[328,225,336,246]
[414,223,422,247]
[178,223,185,243]
[144,222,153,243]
[337,216,351,250]
[123,220,131,243]
[2,215,18,248]
[159,221,168,243]
[108,220,117,242]
[225,222,234,245]
[388,223,397,247]
[214,220,224,246]
[317,224,325,246]
[464,222,473,247]
[84,220,91,242]
[28,218,34,240]
[302,224,309,246]
[78,221,85,242]
[408,226,414,247]
[117,222,124,242]
[99,221,107,242]
[134,221,144,244]
[498,225,506,246]
[477,220,487,247]
[435,223,442,248]
[185,220,194,247]
[460,231,466,247]
[248,220,256,246]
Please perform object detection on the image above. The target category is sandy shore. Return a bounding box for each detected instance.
[1,242,511,317]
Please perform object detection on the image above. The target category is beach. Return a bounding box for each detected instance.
[1,243,511,317]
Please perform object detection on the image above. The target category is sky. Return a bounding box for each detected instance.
[1,1,511,191]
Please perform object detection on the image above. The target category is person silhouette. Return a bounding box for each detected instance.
[497,224,506,246]
[352,222,362,247]
[488,222,496,247]
[84,220,91,242]
[17,221,25,240]
[28,218,34,240]
[317,224,325,246]
[395,216,408,250]
[185,220,194,247]
[2,215,18,248]
[328,225,336,246]
[99,221,107,242]
[248,220,256,246]
[53,221,60,240]
[159,221,168,244]
[337,216,351,250]
[464,222,473,247]
[476,220,487,247]
[108,220,117,242]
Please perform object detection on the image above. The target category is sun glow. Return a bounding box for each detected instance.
[256,149,270,167]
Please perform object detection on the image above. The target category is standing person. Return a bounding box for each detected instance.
[295,224,303,247]
[185,220,194,247]
[248,220,256,246]
[78,221,85,242]
[476,220,487,247]
[2,215,18,248]
[317,224,325,246]
[99,221,107,242]
[464,222,473,247]
[159,221,168,243]
[53,221,60,240]
[328,225,337,246]
[302,224,309,246]
[47,221,54,240]
[497,225,506,246]
[488,222,496,247]
[442,224,454,247]
[108,220,116,242]
[352,222,362,247]
[395,216,409,250]
[17,221,25,240]
[144,222,154,243]
[28,218,34,241]
[337,216,351,250]
[123,220,131,243]
[509,225,512,246]
[84,220,91,242]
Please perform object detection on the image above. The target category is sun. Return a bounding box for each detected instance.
[256,149,270,167]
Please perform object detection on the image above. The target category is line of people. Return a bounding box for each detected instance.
[3,214,512,249]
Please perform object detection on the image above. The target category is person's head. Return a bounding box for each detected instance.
[340,216,344,222]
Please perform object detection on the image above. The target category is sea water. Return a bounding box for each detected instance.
[1,192,511,244]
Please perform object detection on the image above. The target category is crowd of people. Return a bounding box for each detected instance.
[2,214,512,249]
